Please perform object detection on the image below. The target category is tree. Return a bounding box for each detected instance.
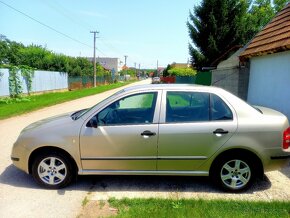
[163,64,172,77]
[245,0,289,38]
[187,0,248,68]
[0,39,9,64]
[187,0,289,68]
[0,39,99,76]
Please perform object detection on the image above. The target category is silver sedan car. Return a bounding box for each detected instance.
[11,84,290,192]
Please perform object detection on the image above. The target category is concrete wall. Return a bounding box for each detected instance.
[0,69,68,96]
[211,66,249,100]
[247,50,290,120]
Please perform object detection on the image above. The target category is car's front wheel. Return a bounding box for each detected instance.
[31,152,74,189]
[211,155,255,192]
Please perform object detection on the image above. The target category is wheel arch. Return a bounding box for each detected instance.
[209,148,264,179]
[28,146,78,175]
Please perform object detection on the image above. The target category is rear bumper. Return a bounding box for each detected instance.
[264,155,290,172]
[271,155,290,160]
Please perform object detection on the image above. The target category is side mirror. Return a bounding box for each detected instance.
[87,117,98,128]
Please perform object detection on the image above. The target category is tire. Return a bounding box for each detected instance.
[31,152,74,189]
[211,154,256,192]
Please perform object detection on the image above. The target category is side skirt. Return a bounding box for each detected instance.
[78,170,209,176]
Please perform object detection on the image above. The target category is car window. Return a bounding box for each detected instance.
[210,94,233,120]
[166,91,210,122]
[96,92,157,126]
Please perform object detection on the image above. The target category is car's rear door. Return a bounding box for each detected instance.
[157,90,238,171]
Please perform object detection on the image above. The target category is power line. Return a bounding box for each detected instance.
[41,0,91,32]
[0,0,107,56]
[0,1,92,48]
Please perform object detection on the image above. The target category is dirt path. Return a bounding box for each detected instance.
[0,79,151,218]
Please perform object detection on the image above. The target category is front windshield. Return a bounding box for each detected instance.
[72,89,125,120]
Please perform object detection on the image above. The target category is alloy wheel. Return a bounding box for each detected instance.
[220,159,251,190]
[37,157,67,185]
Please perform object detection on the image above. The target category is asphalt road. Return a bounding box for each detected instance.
[0,79,151,218]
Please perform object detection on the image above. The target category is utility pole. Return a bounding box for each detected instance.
[124,55,128,67]
[157,60,159,76]
[90,30,99,87]
[124,55,128,81]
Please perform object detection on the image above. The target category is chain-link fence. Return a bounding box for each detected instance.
[68,75,126,90]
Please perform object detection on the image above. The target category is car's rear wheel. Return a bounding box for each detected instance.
[32,152,73,189]
[211,155,255,192]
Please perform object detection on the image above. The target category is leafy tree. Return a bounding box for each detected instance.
[163,64,172,77]
[18,45,51,69]
[0,39,9,64]
[0,39,109,77]
[245,0,289,38]
[119,69,136,76]
[5,40,25,66]
[187,0,289,68]
[187,0,248,68]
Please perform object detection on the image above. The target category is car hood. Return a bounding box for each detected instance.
[21,112,73,134]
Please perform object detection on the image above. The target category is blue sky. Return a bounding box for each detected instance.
[0,0,201,68]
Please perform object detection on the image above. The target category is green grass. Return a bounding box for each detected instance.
[0,81,133,120]
[108,198,290,218]
[82,196,89,207]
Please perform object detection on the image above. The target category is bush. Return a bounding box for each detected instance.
[168,67,197,76]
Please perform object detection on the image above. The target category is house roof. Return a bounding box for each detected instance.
[240,2,290,60]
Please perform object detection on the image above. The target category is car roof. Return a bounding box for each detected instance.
[123,83,220,92]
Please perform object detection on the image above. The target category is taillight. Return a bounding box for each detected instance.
[283,127,290,149]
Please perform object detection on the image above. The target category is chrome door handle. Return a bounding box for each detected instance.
[141,130,156,136]
[213,129,229,134]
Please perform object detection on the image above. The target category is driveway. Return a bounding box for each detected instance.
[0,79,289,218]
[0,79,151,218]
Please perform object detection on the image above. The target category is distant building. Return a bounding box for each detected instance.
[88,57,121,73]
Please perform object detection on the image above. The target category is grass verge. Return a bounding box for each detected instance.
[0,81,133,120]
[108,198,290,218]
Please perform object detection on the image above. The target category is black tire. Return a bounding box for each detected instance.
[210,154,256,192]
[31,152,74,189]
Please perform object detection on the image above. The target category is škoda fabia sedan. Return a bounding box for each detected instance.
[11,84,290,192]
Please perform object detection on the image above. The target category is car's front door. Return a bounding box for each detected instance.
[157,91,238,171]
[80,91,160,171]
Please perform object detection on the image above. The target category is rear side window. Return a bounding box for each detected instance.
[165,92,233,123]
[210,94,233,120]
[166,92,210,122]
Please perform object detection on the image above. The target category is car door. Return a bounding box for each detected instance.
[79,91,160,171]
[157,91,237,171]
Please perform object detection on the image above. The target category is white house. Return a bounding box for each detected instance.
[88,57,121,73]
[239,2,290,120]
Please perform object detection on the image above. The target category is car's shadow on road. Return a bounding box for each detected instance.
[78,174,272,195]
[0,164,272,195]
